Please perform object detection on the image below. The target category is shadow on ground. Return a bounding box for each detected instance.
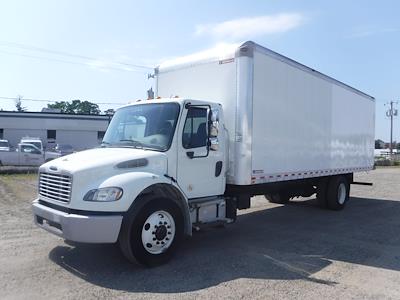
[49,196,400,293]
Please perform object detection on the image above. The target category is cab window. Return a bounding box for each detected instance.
[182,107,208,149]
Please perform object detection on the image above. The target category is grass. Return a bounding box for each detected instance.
[0,173,38,181]
[0,173,38,201]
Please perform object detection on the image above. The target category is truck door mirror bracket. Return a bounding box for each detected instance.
[210,138,219,151]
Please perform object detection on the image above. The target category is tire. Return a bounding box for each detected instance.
[265,193,290,204]
[326,176,350,210]
[119,197,184,267]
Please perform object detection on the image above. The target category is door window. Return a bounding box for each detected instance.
[182,107,208,149]
[21,145,41,154]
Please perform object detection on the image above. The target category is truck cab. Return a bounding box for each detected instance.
[20,137,44,152]
[32,98,229,266]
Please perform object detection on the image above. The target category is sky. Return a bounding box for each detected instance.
[0,0,399,141]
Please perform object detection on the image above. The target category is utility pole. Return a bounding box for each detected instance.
[385,101,398,156]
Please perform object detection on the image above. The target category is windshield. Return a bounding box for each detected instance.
[102,102,180,151]
[25,142,42,150]
[0,142,9,147]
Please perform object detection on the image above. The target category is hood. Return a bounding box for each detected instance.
[40,147,168,175]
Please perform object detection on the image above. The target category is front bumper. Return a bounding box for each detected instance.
[32,199,123,243]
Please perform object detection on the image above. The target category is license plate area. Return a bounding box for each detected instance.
[36,215,62,231]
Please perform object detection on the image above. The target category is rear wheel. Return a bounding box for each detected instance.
[326,176,350,210]
[265,193,290,204]
[119,197,183,266]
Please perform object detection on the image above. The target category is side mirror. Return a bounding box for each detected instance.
[209,109,219,138]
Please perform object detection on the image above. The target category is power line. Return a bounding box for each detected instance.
[0,49,149,74]
[0,96,127,105]
[0,41,153,70]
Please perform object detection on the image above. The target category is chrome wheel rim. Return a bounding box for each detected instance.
[337,183,347,205]
[141,210,175,254]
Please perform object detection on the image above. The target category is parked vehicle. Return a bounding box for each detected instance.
[0,143,60,166]
[32,41,375,266]
[0,139,10,152]
[52,144,74,156]
[20,137,60,161]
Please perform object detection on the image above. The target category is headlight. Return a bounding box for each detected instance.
[83,187,123,202]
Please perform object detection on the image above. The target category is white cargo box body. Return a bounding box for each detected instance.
[156,41,375,186]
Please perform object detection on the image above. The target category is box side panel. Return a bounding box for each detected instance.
[330,85,375,169]
[251,51,374,184]
[252,51,332,180]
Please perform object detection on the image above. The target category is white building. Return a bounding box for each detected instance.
[0,111,110,150]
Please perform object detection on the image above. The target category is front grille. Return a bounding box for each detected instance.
[39,172,72,203]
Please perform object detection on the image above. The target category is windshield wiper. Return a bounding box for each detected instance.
[118,139,143,148]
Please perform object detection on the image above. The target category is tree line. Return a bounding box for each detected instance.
[15,98,114,115]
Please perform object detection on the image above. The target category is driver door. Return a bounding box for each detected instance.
[176,103,225,199]
[21,145,43,166]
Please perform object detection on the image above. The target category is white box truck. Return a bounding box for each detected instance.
[32,41,375,266]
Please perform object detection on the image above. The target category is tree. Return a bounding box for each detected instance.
[375,139,384,149]
[15,96,26,112]
[48,100,100,114]
[104,108,115,115]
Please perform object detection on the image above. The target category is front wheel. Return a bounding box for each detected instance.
[119,197,183,266]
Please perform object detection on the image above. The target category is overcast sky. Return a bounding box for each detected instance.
[0,0,399,141]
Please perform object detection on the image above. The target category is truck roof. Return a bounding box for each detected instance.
[21,137,42,141]
[156,41,374,101]
[118,98,205,110]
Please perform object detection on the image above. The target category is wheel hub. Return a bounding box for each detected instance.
[141,210,176,255]
[155,225,167,240]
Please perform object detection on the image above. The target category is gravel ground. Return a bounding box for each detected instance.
[1,168,400,299]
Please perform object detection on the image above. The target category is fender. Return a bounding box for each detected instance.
[100,172,192,236]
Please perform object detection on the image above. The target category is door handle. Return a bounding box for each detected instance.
[186,151,194,159]
[215,161,223,177]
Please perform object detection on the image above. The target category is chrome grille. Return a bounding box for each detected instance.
[39,172,72,203]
